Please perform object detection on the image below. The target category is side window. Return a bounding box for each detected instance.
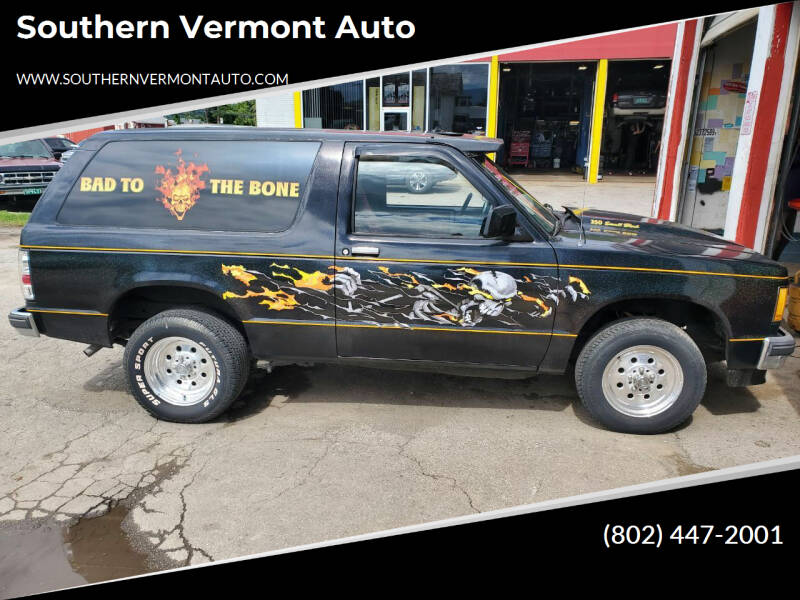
[57,140,320,233]
[353,155,491,238]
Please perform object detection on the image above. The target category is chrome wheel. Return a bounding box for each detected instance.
[601,345,684,418]
[408,171,428,192]
[143,336,217,406]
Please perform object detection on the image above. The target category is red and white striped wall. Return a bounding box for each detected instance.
[652,19,703,221]
[654,2,799,253]
[725,1,799,251]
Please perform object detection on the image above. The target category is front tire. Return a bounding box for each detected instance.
[574,318,706,434]
[123,308,250,423]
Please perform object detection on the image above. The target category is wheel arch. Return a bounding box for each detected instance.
[568,295,732,364]
[106,279,247,344]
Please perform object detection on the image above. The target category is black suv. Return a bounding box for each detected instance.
[8,128,795,433]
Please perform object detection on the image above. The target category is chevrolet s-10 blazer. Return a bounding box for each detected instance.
[8,128,795,433]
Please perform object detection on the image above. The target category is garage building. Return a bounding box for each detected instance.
[256,4,800,260]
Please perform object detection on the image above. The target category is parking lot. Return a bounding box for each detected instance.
[1,224,799,596]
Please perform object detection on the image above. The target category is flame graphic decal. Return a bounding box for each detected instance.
[568,276,591,295]
[155,149,209,221]
[221,264,338,313]
[271,264,336,291]
[222,286,299,311]
[517,292,552,317]
[221,264,258,286]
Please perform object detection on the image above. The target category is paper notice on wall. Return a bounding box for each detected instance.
[741,90,758,135]
[412,85,425,131]
[368,86,380,130]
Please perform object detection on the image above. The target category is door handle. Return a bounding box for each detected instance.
[351,246,380,257]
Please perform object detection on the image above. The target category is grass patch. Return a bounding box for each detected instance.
[0,211,30,226]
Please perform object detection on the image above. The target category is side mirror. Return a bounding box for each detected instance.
[52,152,62,161]
[482,204,517,238]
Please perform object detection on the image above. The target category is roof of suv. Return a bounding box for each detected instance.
[82,127,504,153]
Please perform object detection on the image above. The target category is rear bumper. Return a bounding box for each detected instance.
[757,327,795,370]
[7,308,39,337]
[612,107,666,116]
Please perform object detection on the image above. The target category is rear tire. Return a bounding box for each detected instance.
[574,318,706,434]
[123,308,250,423]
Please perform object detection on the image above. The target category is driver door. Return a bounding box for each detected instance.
[333,142,560,368]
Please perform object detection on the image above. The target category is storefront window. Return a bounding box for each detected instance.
[302,81,364,129]
[428,64,489,134]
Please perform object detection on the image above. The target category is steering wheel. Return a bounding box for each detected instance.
[459,192,474,214]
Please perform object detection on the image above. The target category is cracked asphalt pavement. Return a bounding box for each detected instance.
[1,226,799,594]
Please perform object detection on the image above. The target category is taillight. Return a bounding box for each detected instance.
[612,93,619,104]
[18,249,34,300]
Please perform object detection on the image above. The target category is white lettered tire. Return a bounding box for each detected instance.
[574,318,707,434]
[123,309,250,423]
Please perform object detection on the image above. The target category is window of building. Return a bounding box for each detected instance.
[428,64,489,134]
[353,155,490,238]
[58,140,320,233]
[302,82,364,129]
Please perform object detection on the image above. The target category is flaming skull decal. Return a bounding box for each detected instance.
[155,150,209,220]
[221,262,592,330]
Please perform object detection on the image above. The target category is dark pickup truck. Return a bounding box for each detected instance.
[8,128,795,433]
[0,139,62,205]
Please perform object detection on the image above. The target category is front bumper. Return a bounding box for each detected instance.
[0,185,49,196]
[8,308,39,337]
[757,327,795,370]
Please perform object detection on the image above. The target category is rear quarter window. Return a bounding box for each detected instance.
[57,140,320,232]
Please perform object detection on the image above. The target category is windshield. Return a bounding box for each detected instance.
[0,139,52,159]
[477,156,559,234]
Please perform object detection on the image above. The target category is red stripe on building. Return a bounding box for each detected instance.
[735,2,793,248]
[496,23,677,62]
[657,19,698,221]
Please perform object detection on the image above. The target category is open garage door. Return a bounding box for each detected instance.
[497,62,595,175]
[601,59,671,177]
